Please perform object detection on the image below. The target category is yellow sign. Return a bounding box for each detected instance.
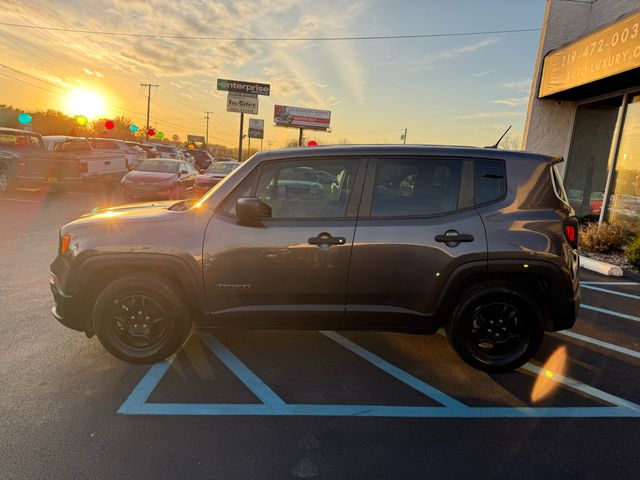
[539,10,640,98]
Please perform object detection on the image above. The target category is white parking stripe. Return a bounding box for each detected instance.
[555,331,640,360]
[581,284,640,300]
[581,281,639,286]
[520,364,640,411]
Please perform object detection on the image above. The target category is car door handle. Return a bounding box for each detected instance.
[308,233,346,246]
[435,232,474,243]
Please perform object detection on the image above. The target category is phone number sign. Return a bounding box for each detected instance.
[539,10,640,98]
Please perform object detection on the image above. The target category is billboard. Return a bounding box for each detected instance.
[248,118,264,139]
[227,94,259,115]
[217,78,270,96]
[187,134,205,143]
[273,105,331,130]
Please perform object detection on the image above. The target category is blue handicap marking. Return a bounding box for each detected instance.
[118,330,640,418]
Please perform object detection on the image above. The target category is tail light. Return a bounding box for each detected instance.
[79,162,88,173]
[564,217,579,249]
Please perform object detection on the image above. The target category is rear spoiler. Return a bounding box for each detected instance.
[549,155,564,165]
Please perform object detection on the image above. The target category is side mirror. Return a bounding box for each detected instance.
[199,169,205,174]
[236,197,272,225]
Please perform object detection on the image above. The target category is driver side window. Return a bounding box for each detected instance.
[254,159,359,219]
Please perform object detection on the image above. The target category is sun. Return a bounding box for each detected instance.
[66,88,107,119]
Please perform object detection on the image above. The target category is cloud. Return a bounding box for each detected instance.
[492,96,529,106]
[500,79,532,93]
[470,69,495,78]
[83,68,103,78]
[409,38,500,71]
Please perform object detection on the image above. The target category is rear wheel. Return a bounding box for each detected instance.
[93,274,191,363]
[446,282,544,373]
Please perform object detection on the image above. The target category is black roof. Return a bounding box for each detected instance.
[251,144,550,163]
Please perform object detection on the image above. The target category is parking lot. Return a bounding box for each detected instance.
[1,187,639,479]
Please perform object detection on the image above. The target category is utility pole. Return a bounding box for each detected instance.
[298,128,304,146]
[203,111,213,149]
[140,83,159,141]
[238,112,244,162]
[402,127,407,145]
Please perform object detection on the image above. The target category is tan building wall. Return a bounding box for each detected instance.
[523,0,640,171]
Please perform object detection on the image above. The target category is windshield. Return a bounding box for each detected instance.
[135,159,179,173]
[0,131,44,149]
[206,162,238,175]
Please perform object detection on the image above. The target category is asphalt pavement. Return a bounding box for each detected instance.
[0,187,638,479]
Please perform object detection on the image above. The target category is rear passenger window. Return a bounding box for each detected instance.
[371,158,462,217]
[474,159,506,205]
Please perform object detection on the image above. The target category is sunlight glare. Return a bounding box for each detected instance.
[66,88,107,119]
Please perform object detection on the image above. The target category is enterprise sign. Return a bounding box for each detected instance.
[217,78,271,96]
[539,10,640,98]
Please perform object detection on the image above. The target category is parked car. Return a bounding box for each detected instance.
[0,128,81,192]
[89,138,146,170]
[180,150,195,164]
[120,158,198,200]
[126,141,158,159]
[50,145,580,372]
[188,149,215,171]
[145,143,184,161]
[193,160,240,196]
[43,136,128,187]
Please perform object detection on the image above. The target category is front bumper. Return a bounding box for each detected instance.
[122,183,172,198]
[49,257,87,333]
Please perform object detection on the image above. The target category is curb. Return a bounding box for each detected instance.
[580,255,623,276]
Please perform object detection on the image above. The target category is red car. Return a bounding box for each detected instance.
[193,161,240,196]
[121,159,198,201]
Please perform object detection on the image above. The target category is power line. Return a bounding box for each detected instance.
[0,22,541,41]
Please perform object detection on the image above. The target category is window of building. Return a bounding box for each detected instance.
[564,96,623,218]
[606,93,640,235]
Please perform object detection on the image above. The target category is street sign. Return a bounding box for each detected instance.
[227,94,259,115]
[248,118,264,139]
[187,134,205,143]
[273,105,331,130]
[217,78,270,96]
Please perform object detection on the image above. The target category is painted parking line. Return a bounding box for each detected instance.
[581,281,639,286]
[581,284,640,300]
[320,330,466,410]
[199,333,285,406]
[555,330,640,360]
[118,331,640,418]
[582,304,640,323]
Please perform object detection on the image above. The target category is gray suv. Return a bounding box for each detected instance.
[50,145,580,372]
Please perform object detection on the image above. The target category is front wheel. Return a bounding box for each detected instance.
[93,274,191,363]
[446,282,544,373]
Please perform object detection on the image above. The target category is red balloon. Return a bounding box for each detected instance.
[104,120,115,130]
[307,140,318,146]
[147,128,156,136]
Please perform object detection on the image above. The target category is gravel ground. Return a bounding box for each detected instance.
[579,247,640,276]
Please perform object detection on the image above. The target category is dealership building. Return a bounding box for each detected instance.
[523,0,640,234]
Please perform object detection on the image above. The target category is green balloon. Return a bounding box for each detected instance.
[157,131,164,139]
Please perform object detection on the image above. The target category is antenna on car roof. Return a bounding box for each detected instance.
[485,125,512,149]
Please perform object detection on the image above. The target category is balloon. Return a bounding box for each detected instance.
[75,115,88,126]
[307,140,318,146]
[129,124,139,132]
[18,113,32,125]
[147,128,155,136]
[105,120,115,129]
[157,131,164,139]
[172,134,179,141]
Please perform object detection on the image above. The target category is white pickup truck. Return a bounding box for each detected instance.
[42,136,128,187]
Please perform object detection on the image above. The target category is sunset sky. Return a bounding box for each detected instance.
[0,0,546,148]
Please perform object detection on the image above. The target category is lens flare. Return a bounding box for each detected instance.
[531,346,568,403]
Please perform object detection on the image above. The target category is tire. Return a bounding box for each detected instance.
[92,273,192,363]
[0,167,15,194]
[446,281,544,373]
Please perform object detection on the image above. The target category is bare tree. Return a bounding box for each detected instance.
[499,133,523,150]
